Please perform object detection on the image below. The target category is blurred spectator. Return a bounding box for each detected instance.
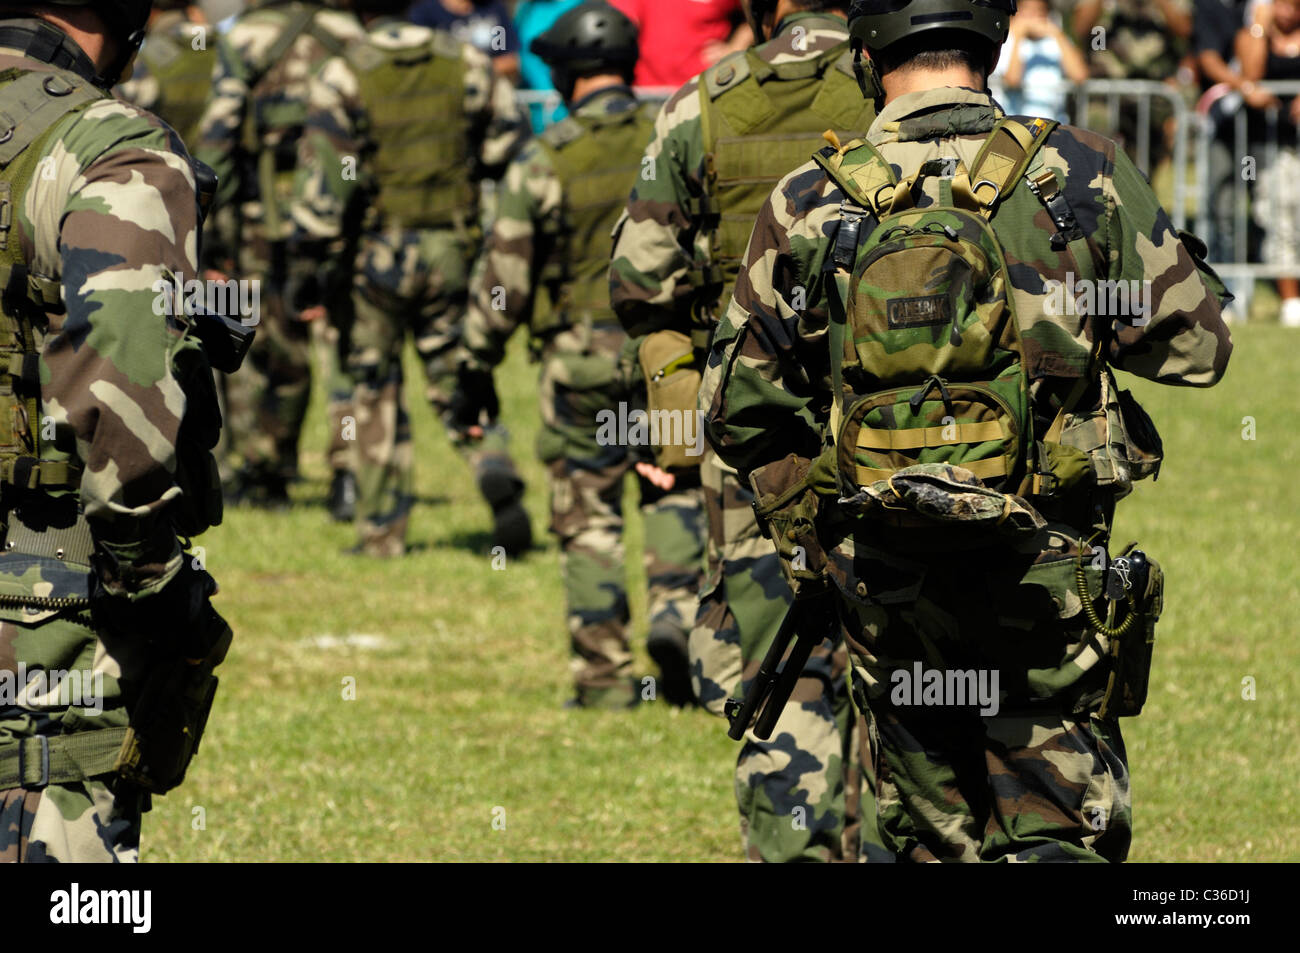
[1074,0,1193,80]
[409,0,522,81]
[607,0,752,88]
[1238,0,1300,324]
[1194,1,1253,266]
[516,0,584,130]
[993,0,1088,122]
[1074,0,1194,174]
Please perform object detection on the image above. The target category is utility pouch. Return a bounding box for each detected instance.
[1095,546,1163,719]
[749,451,837,596]
[114,603,232,794]
[638,329,703,469]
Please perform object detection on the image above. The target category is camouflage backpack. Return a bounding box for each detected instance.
[813,116,1104,512]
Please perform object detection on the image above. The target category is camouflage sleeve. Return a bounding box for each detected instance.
[1102,146,1233,385]
[192,31,250,260]
[701,163,839,480]
[460,140,559,372]
[609,80,709,338]
[463,42,527,182]
[291,54,366,249]
[28,102,200,595]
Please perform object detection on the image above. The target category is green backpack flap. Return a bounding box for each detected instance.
[814,117,1099,512]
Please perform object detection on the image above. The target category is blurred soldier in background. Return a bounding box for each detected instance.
[193,0,365,511]
[610,0,879,858]
[0,0,233,861]
[456,1,705,709]
[291,0,530,557]
[115,1,215,148]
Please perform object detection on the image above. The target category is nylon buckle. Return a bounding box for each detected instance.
[19,735,49,789]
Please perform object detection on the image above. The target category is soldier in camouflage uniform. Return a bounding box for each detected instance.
[610,0,879,860]
[114,1,214,148]
[291,0,531,557]
[192,0,366,510]
[700,0,1233,861]
[0,0,233,861]
[456,2,705,709]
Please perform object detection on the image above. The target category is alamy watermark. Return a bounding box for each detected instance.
[1043,272,1152,326]
[595,402,706,458]
[151,271,261,326]
[890,661,1000,716]
[0,664,103,716]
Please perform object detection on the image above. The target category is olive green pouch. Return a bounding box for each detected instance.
[638,329,703,469]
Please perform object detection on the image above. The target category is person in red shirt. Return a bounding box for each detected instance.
[609,0,752,87]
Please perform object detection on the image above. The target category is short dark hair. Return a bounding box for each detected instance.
[874,29,994,77]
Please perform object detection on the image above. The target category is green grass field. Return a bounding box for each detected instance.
[143,322,1298,862]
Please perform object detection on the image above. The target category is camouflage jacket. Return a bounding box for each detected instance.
[114,9,215,146]
[609,11,863,339]
[700,86,1232,703]
[461,85,647,374]
[0,35,203,596]
[191,1,366,259]
[289,16,526,253]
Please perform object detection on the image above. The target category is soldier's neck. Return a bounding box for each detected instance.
[881,67,988,105]
[570,73,628,103]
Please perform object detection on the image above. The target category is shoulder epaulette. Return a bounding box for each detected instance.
[703,50,751,101]
[540,116,584,150]
[428,28,463,61]
[343,38,385,72]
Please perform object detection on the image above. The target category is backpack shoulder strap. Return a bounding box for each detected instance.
[812,131,897,223]
[952,116,1056,219]
[0,69,103,167]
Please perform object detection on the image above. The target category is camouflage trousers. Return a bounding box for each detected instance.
[537,327,705,706]
[838,559,1134,862]
[223,232,313,483]
[0,607,149,862]
[347,227,521,556]
[690,448,872,862]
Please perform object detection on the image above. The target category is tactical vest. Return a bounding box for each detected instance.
[534,97,658,335]
[0,66,105,492]
[695,42,875,323]
[138,21,217,147]
[346,30,474,230]
[237,1,346,237]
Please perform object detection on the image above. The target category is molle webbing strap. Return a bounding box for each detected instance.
[0,729,130,789]
[0,70,101,167]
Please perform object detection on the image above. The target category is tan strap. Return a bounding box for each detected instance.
[856,419,1004,451]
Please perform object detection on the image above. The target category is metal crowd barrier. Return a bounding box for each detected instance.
[513,78,1300,320]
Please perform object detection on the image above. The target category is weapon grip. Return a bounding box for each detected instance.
[726,605,799,741]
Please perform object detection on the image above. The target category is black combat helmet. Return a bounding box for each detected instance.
[846,0,1013,100]
[848,0,1014,55]
[530,1,639,101]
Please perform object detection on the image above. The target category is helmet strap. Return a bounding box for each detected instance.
[853,45,884,111]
